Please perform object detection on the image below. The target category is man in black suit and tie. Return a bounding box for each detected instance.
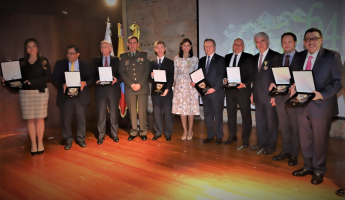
[223,38,254,148]
[192,38,225,145]
[250,32,280,155]
[269,32,300,166]
[150,41,174,141]
[92,40,122,145]
[52,45,92,150]
[291,28,342,185]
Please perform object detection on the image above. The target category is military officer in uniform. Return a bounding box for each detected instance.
[119,36,150,141]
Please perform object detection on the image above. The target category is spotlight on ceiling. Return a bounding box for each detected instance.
[106,0,116,5]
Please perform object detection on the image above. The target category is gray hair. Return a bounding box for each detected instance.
[100,40,113,47]
[254,32,269,42]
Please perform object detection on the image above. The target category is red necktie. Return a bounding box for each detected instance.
[105,57,108,67]
[305,56,313,70]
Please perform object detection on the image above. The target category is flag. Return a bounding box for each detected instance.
[117,23,127,118]
[105,17,114,56]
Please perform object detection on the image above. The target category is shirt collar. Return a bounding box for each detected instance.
[206,53,215,60]
[69,59,79,65]
[284,50,296,57]
[260,48,269,57]
[157,56,165,62]
[307,49,320,58]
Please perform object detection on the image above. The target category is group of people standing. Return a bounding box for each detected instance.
[1,27,344,195]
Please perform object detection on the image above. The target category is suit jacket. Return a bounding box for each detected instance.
[291,47,343,118]
[150,57,174,95]
[198,53,226,100]
[252,49,280,104]
[224,52,254,95]
[92,55,122,101]
[52,59,92,107]
[119,50,150,96]
[272,51,298,105]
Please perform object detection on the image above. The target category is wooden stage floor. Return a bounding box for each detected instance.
[1,114,344,200]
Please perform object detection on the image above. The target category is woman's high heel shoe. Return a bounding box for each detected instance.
[37,150,44,155]
[30,151,38,156]
[187,131,193,140]
[182,131,188,141]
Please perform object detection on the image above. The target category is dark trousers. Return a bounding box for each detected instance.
[297,110,332,174]
[202,95,224,140]
[125,94,148,136]
[151,92,173,137]
[255,101,278,149]
[276,102,299,156]
[96,96,120,139]
[60,98,86,143]
[225,89,252,141]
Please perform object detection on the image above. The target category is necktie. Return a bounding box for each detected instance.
[71,62,75,71]
[233,54,237,67]
[258,54,263,71]
[158,58,162,69]
[305,56,313,70]
[105,57,108,67]
[131,52,135,58]
[206,56,210,74]
[284,55,290,67]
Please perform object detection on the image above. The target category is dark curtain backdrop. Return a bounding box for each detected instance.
[0,0,122,134]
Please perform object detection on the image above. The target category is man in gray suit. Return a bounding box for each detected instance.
[291,28,343,185]
[119,36,150,141]
[92,40,122,145]
[270,32,299,166]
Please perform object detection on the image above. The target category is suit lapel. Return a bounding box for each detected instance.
[313,47,325,72]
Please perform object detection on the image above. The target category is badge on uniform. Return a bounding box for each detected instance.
[264,61,268,70]
[125,60,129,66]
[137,58,143,62]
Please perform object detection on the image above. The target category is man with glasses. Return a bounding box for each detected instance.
[52,45,93,150]
[291,28,342,185]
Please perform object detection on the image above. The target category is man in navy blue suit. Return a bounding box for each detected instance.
[291,28,343,185]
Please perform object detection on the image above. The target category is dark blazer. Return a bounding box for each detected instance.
[252,49,280,104]
[52,59,92,107]
[224,52,254,94]
[198,53,226,99]
[150,57,174,95]
[271,51,298,105]
[92,55,122,101]
[291,48,343,118]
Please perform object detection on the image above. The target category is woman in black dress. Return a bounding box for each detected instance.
[19,38,51,155]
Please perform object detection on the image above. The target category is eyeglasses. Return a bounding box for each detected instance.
[66,52,76,56]
[304,37,321,42]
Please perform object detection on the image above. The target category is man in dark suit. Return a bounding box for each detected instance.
[250,32,280,155]
[52,45,92,150]
[192,38,225,145]
[290,28,342,185]
[223,38,254,148]
[269,32,300,166]
[150,40,174,141]
[119,36,150,141]
[92,40,122,145]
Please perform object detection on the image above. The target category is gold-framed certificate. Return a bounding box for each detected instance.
[1,61,23,90]
[270,67,290,96]
[225,67,240,88]
[286,71,315,106]
[64,71,81,97]
[152,69,167,95]
[190,68,211,96]
[98,67,113,85]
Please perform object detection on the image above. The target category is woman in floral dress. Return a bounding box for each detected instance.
[172,38,199,140]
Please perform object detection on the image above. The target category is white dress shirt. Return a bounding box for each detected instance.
[257,48,269,69]
[230,52,242,67]
[303,49,320,70]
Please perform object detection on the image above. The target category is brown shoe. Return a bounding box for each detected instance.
[187,131,193,140]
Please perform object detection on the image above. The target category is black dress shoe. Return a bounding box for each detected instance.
[251,145,263,150]
[128,135,137,141]
[223,136,237,144]
[140,135,147,141]
[215,139,222,145]
[37,150,44,155]
[272,151,291,161]
[243,141,249,148]
[292,168,313,176]
[262,148,275,155]
[113,137,119,142]
[97,138,104,145]
[152,135,161,140]
[166,137,171,141]
[64,142,72,150]
[311,173,324,185]
[335,188,345,197]
[77,141,87,148]
[288,156,298,166]
[203,138,214,144]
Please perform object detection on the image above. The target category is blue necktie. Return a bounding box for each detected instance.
[206,56,210,74]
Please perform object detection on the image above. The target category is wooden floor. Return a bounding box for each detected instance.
[0,114,344,200]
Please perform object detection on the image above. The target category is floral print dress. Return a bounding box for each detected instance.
[172,55,200,115]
